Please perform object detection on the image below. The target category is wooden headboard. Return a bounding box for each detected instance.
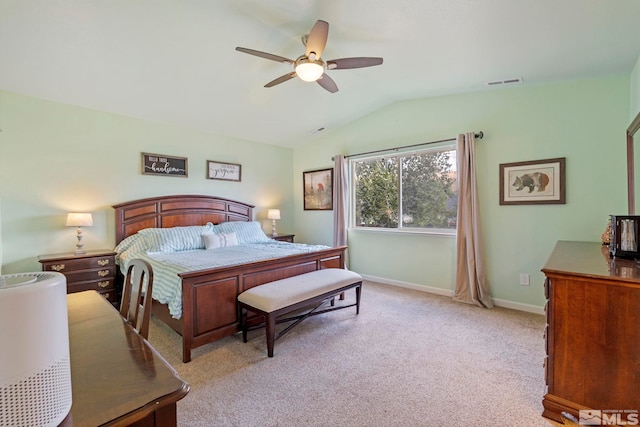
[113,195,254,244]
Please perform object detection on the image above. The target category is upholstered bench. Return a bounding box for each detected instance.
[237,268,363,357]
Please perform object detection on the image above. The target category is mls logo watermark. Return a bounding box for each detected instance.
[579,410,639,425]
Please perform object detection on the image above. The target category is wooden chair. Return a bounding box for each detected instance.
[119,259,154,339]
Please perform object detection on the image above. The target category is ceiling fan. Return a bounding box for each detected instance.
[235,20,383,93]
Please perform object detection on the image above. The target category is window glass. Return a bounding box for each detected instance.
[352,146,457,232]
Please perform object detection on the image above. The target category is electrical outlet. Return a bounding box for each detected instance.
[519,273,530,286]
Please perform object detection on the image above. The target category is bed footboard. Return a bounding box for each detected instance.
[177,246,346,362]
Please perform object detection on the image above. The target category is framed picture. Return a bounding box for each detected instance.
[141,153,188,177]
[499,157,566,205]
[303,168,334,210]
[207,160,241,182]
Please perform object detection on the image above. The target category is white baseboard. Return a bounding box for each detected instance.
[360,274,545,315]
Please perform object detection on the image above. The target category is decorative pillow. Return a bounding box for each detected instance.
[138,224,214,253]
[215,221,270,244]
[203,232,238,250]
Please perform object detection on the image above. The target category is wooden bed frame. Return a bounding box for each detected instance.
[113,195,346,362]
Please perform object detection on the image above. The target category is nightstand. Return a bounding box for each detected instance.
[269,233,295,243]
[39,249,117,305]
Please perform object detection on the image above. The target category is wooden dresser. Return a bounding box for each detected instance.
[39,249,117,305]
[542,241,640,423]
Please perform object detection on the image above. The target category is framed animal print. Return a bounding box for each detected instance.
[499,157,565,205]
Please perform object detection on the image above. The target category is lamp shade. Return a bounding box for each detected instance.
[66,213,93,227]
[267,209,281,220]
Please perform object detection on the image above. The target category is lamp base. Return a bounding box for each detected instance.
[271,219,277,236]
[74,228,86,255]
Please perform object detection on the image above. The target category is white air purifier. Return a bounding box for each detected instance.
[0,272,72,427]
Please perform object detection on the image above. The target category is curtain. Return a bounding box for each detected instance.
[333,154,348,248]
[454,133,493,308]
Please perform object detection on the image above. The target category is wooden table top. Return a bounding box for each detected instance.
[61,291,189,426]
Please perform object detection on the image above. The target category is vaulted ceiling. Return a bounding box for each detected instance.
[1,0,640,148]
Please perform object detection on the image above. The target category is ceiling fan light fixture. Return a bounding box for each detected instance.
[295,58,325,82]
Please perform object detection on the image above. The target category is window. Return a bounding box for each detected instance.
[351,146,457,233]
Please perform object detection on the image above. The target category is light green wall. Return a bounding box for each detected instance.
[0,74,634,310]
[631,54,640,119]
[293,76,630,310]
[0,91,293,274]
[0,196,2,274]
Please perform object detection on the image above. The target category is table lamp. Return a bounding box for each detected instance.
[66,212,93,255]
[267,209,280,236]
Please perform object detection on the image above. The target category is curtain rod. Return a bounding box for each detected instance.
[334,131,483,160]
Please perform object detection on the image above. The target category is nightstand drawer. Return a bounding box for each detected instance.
[99,290,117,304]
[67,278,115,294]
[41,255,115,272]
[62,266,115,284]
[270,233,295,243]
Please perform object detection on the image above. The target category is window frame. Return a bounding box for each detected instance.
[348,143,458,236]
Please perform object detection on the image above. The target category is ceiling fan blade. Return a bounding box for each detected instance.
[305,20,329,59]
[316,73,338,93]
[265,72,297,88]
[326,57,384,70]
[235,47,293,64]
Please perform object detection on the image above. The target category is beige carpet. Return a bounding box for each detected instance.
[148,281,561,427]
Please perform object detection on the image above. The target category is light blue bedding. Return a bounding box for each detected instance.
[115,224,329,319]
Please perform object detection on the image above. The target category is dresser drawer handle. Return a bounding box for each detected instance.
[97,270,110,277]
[51,264,65,271]
[97,259,110,266]
[98,281,110,288]
[102,293,110,300]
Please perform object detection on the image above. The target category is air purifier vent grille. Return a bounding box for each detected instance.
[0,356,72,427]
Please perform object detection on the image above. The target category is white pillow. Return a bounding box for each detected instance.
[204,232,238,250]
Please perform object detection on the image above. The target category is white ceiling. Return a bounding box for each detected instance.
[1,0,640,148]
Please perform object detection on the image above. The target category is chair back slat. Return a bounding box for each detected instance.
[120,259,154,339]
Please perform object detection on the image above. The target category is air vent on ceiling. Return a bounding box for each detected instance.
[485,77,523,87]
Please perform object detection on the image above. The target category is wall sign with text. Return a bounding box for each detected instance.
[207,160,241,182]
[141,153,188,177]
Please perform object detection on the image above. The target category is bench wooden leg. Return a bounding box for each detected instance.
[240,306,248,343]
[266,313,276,357]
[356,283,361,314]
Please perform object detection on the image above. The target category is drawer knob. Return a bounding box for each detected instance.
[98,281,110,288]
[97,259,110,266]
[51,264,65,271]
[97,270,109,277]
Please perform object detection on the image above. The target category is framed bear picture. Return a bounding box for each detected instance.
[499,157,565,205]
